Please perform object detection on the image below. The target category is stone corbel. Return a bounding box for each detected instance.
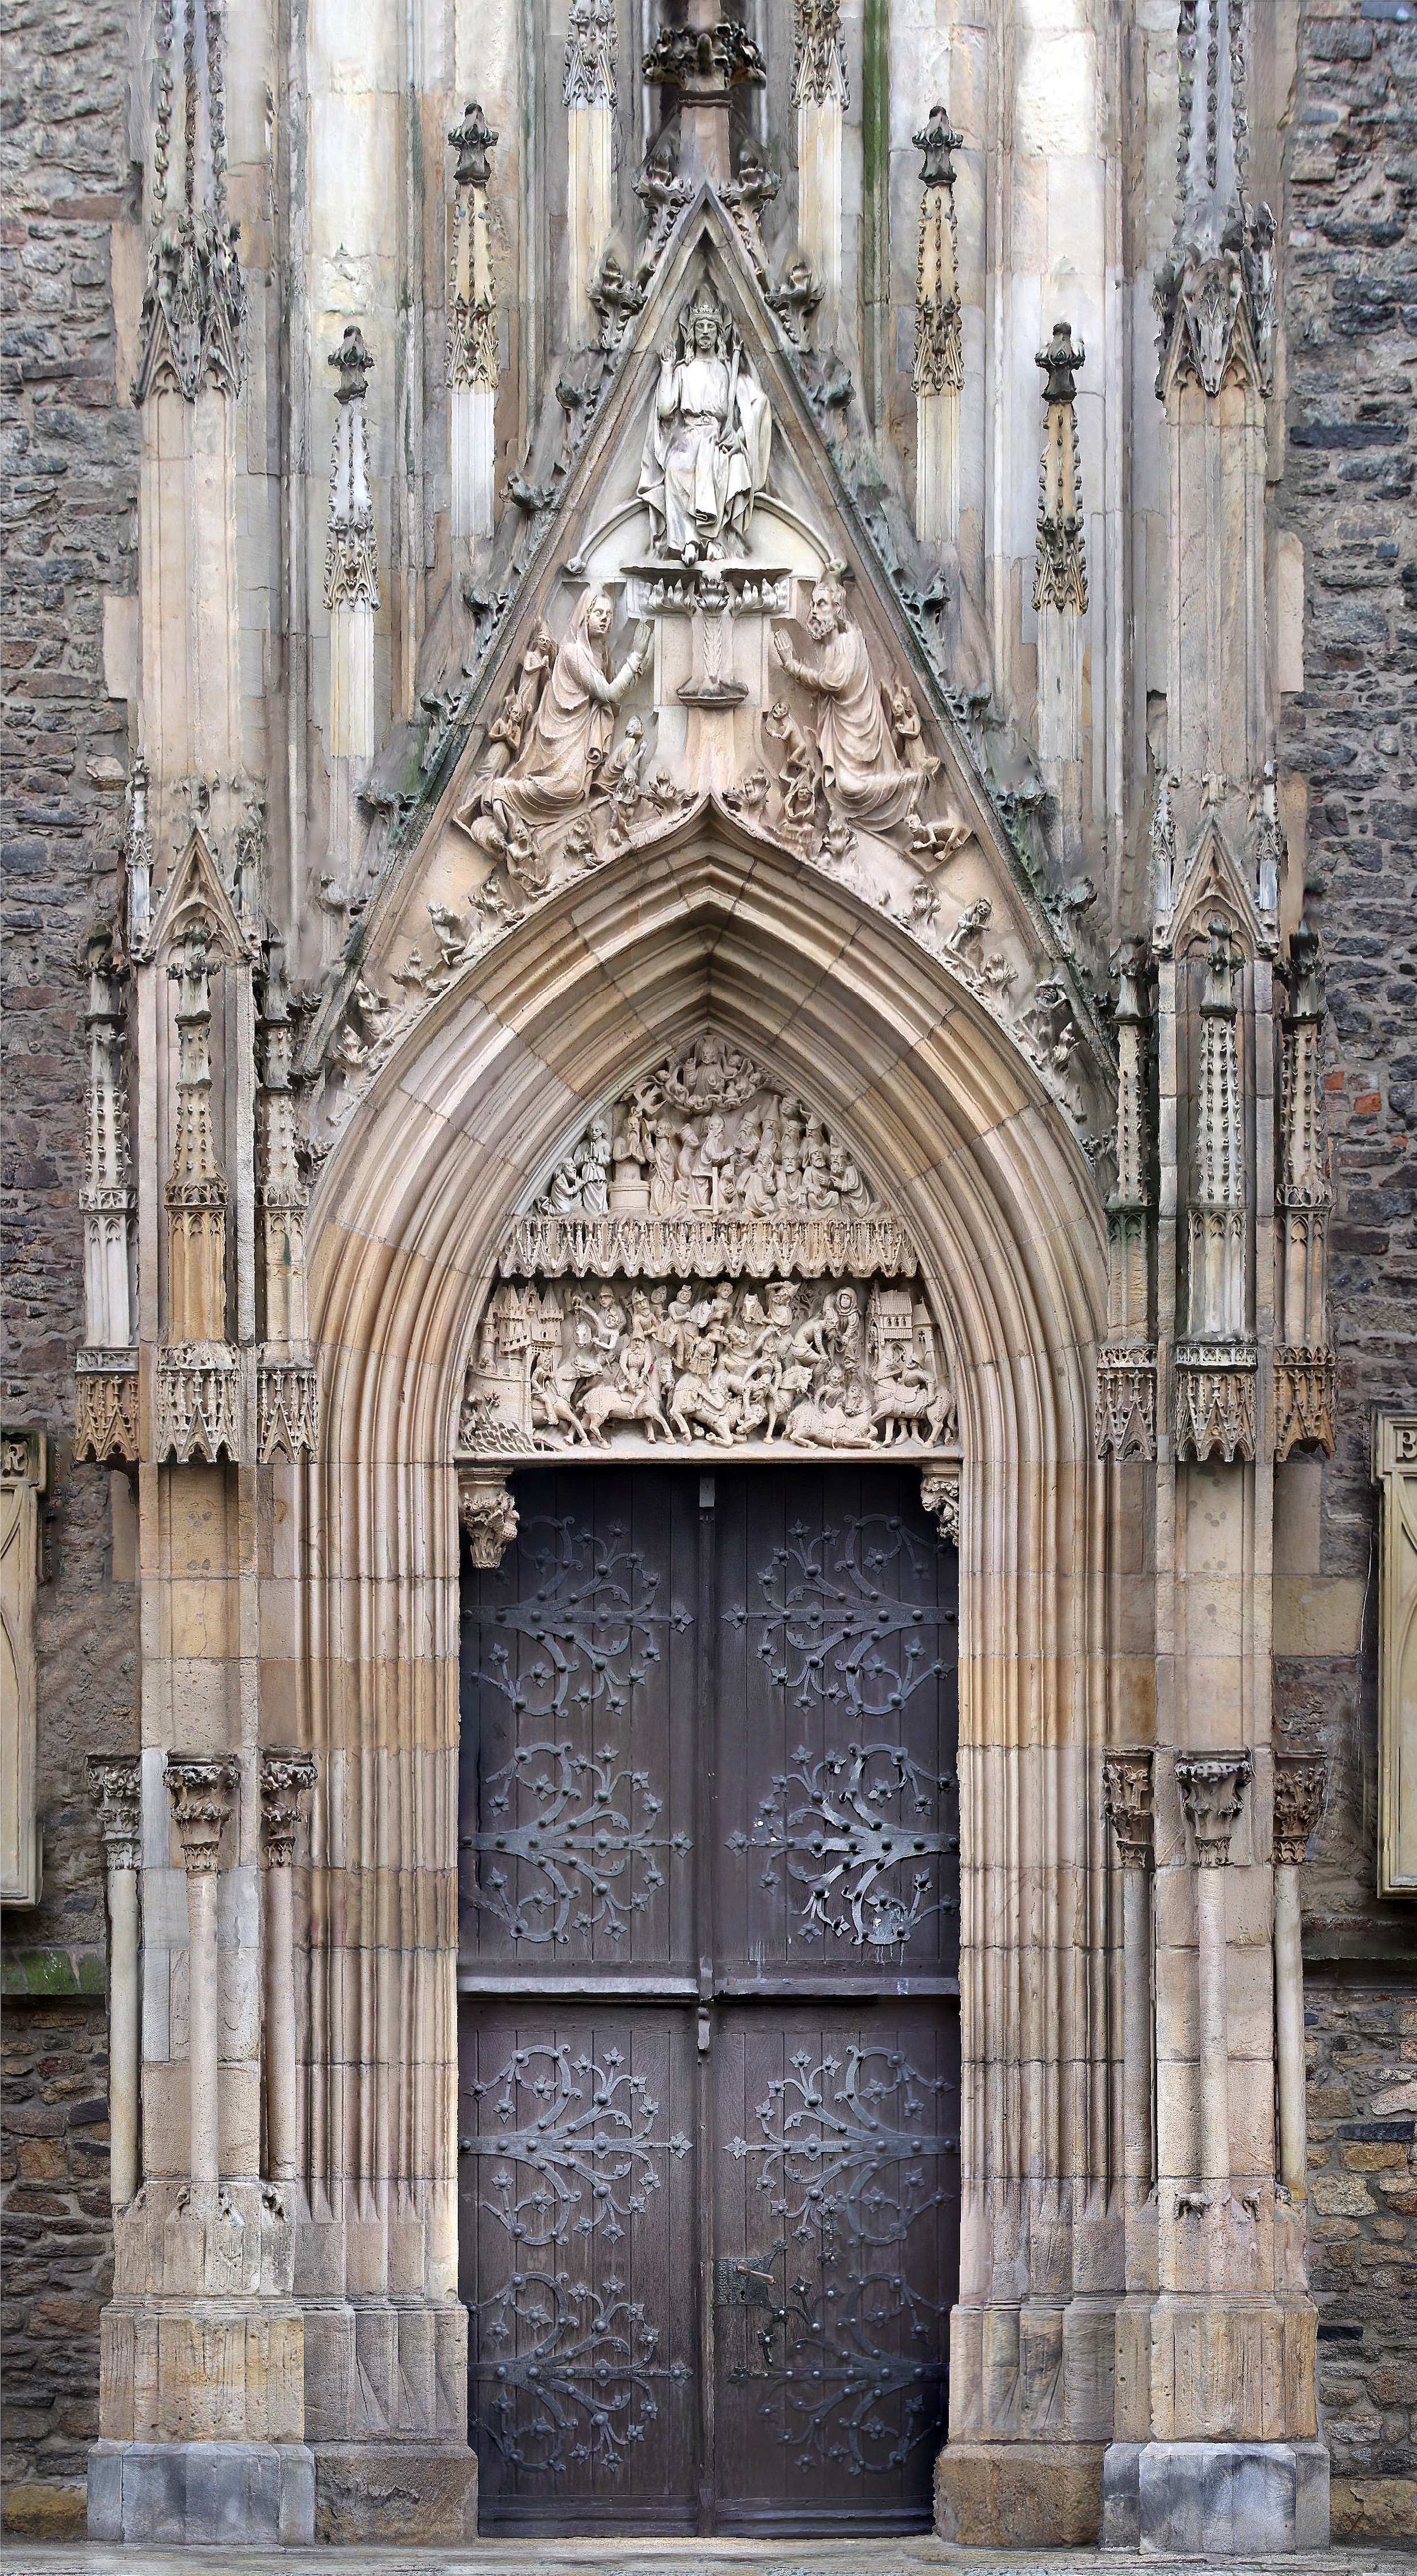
[458,1467,520,1569]
[88,1755,143,2210]
[1174,1340,1257,1464]
[919,1464,959,1544]
[75,1354,141,1466]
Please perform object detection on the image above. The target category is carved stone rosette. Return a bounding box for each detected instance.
[87,1753,143,1874]
[458,1468,520,1568]
[165,1755,239,1874]
[1175,1750,1252,1869]
[1103,1749,1155,1868]
[1273,1752,1325,1869]
[919,1464,960,1544]
[259,1750,318,1867]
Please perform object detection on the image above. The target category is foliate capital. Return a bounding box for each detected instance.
[165,1754,239,1874]
[1175,1750,1252,1869]
[88,1753,143,1872]
[259,1749,318,1867]
[1274,1752,1325,1868]
[1102,1749,1155,1869]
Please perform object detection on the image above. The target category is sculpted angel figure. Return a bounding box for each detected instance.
[638,286,771,562]
[461,590,650,832]
[773,574,934,831]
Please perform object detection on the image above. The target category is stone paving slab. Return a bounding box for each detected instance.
[3,2543,1414,2576]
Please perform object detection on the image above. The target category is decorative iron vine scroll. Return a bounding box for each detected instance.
[463,2041,693,2475]
[727,1512,957,1945]
[727,2045,955,2474]
[462,1516,693,1943]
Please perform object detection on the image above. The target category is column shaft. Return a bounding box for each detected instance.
[187,1866,220,2187]
[266,1858,298,2182]
[1274,1860,1307,2200]
[108,1865,141,2210]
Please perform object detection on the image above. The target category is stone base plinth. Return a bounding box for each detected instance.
[87,2439,315,2544]
[935,2438,1105,2545]
[1101,2437,1331,2555]
[313,2440,478,2542]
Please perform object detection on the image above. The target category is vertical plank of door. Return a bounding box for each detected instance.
[694,1469,718,2532]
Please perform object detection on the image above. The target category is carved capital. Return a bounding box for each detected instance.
[1095,1347,1157,1464]
[1175,1751,1252,1869]
[919,1464,959,1544]
[165,1755,239,1875]
[1274,1753,1325,1868]
[87,1753,143,1873]
[1103,1749,1155,1869]
[458,1468,520,1569]
[74,1360,140,1467]
[1174,1341,1257,1464]
[259,1750,318,1867]
[1274,1346,1337,1463]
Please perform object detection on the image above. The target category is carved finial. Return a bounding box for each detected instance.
[134,0,244,402]
[565,0,617,107]
[1274,1753,1324,1867]
[793,0,848,108]
[1036,317,1084,407]
[324,327,378,613]
[88,1755,143,1873]
[914,101,961,190]
[1175,1750,1252,1867]
[1155,0,1272,393]
[448,100,497,188]
[259,1751,317,1867]
[328,323,374,406]
[1103,1751,1155,1868]
[165,1755,239,1874]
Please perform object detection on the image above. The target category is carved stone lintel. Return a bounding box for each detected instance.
[87,1753,143,1874]
[920,1464,959,1544]
[1095,1346,1158,1465]
[258,1358,320,1463]
[1102,1749,1155,1869]
[74,1358,141,1466]
[1175,1751,1252,1869]
[165,1755,240,1875]
[259,1749,318,1867]
[1274,1345,1337,1463]
[1174,1340,1257,1464]
[458,1468,520,1569]
[152,1344,242,1464]
[1273,1752,1325,1869]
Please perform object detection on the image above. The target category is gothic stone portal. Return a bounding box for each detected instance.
[457,1465,961,2535]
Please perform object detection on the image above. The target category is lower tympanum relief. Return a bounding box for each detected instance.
[457,1037,957,1464]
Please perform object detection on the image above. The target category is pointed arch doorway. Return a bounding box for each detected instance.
[457,1458,961,2535]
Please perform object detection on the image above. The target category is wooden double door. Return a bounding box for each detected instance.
[458,1465,960,2535]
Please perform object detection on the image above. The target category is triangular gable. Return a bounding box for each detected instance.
[1159,812,1271,961]
[306,191,1109,1134]
[147,825,253,963]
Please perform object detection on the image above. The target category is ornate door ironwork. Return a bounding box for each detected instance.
[458,1465,959,2534]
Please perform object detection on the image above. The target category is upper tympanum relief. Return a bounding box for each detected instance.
[313,224,1100,1160]
[458,1033,957,1463]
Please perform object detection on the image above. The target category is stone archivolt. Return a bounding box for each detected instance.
[458,1036,956,1462]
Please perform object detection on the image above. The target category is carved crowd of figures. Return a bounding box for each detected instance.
[462,1272,953,1456]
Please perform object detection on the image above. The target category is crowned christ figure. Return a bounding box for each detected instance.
[637,286,771,563]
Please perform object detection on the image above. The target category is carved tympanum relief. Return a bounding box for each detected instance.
[458,1036,957,1463]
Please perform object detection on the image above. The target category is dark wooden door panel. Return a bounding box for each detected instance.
[459,2004,700,2530]
[459,1469,699,1974]
[460,1464,960,2535]
[711,2002,959,2531]
[716,1468,960,1977]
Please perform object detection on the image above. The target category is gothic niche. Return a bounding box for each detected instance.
[457,1036,957,1461]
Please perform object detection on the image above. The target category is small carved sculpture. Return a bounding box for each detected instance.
[773,574,933,829]
[638,286,772,562]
